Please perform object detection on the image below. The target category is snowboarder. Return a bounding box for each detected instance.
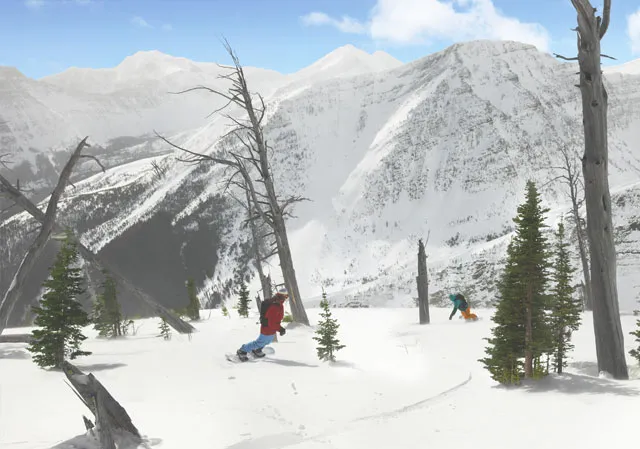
[235,288,288,361]
[448,293,478,321]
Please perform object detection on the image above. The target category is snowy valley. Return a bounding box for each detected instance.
[2,40,640,328]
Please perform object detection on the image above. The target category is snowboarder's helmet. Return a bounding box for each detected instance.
[449,294,456,302]
[276,288,289,300]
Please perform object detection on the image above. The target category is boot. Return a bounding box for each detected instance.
[252,348,265,358]
[236,349,249,362]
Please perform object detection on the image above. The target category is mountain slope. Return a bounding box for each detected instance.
[0,46,403,199]
[2,40,640,327]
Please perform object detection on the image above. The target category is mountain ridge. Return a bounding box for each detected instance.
[2,39,640,327]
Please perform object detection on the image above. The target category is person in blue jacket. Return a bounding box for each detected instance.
[449,293,478,321]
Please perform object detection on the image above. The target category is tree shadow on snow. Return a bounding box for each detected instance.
[521,373,640,396]
[568,361,599,377]
[263,359,318,368]
[73,362,128,372]
[329,360,361,370]
[0,347,30,360]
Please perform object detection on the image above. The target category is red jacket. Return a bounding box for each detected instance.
[261,301,284,335]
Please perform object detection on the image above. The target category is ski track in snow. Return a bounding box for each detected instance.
[224,372,473,449]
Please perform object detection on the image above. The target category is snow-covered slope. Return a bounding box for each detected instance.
[0,45,401,186]
[1,307,639,448]
[2,40,640,325]
[606,58,640,75]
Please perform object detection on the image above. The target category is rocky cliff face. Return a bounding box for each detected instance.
[2,40,640,326]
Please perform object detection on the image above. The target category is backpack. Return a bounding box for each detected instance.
[455,293,468,311]
[260,298,276,326]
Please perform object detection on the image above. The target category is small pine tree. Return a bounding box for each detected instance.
[221,304,229,317]
[313,291,345,362]
[549,221,582,373]
[237,281,250,318]
[185,278,200,321]
[92,272,123,338]
[630,321,640,364]
[27,230,92,369]
[479,181,553,384]
[159,318,171,340]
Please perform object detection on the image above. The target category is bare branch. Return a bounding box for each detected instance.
[600,53,616,60]
[0,153,12,169]
[79,154,106,172]
[554,53,579,61]
[599,0,611,39]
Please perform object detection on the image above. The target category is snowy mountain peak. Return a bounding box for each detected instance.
[294,44,403,80]
[0,66,27,81]
[115,49,205,76]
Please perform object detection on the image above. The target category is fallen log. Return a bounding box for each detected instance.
[0,333,33,343]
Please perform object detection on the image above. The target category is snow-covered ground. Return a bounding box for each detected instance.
[1,306,639,449]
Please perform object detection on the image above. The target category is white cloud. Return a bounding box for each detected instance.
[162,23,173,32]
[301,12,366,34]
[24,0,45,9]
[131,16,153,29]
[629,8,640,54]
[301,0,550,52]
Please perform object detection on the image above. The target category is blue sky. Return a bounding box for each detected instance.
[2,0,640,78]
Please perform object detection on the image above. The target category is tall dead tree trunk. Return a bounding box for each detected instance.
[245,184,273,301]
[157,39,310,325]
[550,145,593,310]
[416,238,430,324]
[563,0,628,379]
[0,144,194,335]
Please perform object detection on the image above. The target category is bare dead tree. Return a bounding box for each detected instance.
[0,142,194,335]
[556,0,628,379]
[548,145,593,311]
[243,182,274,301]
[150,159,168,182]
[0,153,11,170]
[156,39,310,325]
[0,137,92,332]
[417,234,430,324]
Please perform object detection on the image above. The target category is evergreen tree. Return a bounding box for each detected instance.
[549,221,582,373]
[92,272,123,338]
[237,281,250,318]
[159,318,171,340]
[221,304,229,317]
[479,181,553,383]
[313,291,345,362]
[185,278,200,321]
[27,230,91,369]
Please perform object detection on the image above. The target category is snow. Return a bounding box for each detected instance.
[3,39,640,320]
[1,307,639,448]
[605,58,640,75]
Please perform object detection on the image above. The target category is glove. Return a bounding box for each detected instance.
[279,327,286,336]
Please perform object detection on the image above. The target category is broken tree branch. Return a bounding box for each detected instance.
[0,148,194,334]
[0,137,90,331]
